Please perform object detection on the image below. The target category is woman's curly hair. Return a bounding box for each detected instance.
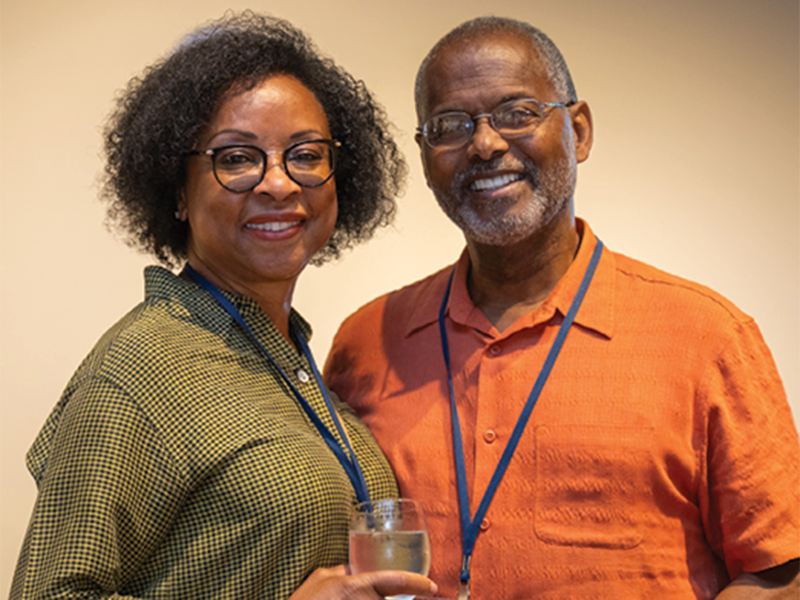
[102,11,405,267]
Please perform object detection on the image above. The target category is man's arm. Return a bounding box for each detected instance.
[715,559,799,599]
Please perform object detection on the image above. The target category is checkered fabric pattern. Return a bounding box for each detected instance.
[11,266,398,599]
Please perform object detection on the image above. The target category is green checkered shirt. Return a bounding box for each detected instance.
[11,266,398,599]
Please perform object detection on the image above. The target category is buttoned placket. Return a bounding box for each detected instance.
[470,309,563,517]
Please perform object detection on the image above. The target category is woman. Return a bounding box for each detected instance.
[11,12,436,600]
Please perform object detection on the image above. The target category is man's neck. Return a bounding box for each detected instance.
[466,211,580,333]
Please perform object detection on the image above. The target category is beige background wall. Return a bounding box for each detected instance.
[1,0,797,592]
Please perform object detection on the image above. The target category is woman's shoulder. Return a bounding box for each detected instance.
[74,267,215,377]
[27,266,245,483]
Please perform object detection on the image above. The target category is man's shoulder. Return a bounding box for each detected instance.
[325,262,459,400]
[609,248,752,324]
[338,263,456,334]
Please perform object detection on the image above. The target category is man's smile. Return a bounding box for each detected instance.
[469,173,525,192]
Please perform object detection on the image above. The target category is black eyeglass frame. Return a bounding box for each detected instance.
[187,138,341,192]
[417,98,576,149]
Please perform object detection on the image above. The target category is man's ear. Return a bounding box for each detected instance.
[570,101,594,163]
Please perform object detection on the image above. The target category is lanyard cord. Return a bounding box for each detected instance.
[438,240,604,587]
[183,264,371,505]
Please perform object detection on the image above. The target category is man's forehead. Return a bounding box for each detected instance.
[434,32,539,72]
[421,32,551,113]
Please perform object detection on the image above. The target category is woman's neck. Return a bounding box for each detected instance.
[184,256,297,351]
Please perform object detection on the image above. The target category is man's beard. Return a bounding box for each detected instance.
[430,154,576,246]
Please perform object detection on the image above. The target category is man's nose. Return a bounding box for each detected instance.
[467,117,509,161]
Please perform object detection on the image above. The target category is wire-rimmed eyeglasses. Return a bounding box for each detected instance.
[417,98,574,150]
[187,138,341,192]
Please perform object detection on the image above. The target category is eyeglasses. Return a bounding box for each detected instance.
[417,98,574,149]
[188,138,341,192]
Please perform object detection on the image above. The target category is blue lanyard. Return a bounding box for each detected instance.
[183,264,371,505]
[438,240,603,598]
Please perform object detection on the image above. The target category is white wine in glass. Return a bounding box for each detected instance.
[349,498,431,600]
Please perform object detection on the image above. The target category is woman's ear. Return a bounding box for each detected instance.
[176,191,188,221]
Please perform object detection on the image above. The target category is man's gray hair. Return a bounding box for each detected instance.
[414,16,577,123]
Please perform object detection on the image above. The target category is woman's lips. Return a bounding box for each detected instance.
[245,220,302,232]
[244,214,305,239]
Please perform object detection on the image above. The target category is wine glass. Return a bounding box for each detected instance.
[349,498,431,600]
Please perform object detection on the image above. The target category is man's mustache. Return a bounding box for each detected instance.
[453,156,538,191]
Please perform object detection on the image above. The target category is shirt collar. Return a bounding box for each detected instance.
[144,266,313,343]
[405,219,615,340]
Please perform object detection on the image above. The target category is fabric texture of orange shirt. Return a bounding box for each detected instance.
[324,220,800,599]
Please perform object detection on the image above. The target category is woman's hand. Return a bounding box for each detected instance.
[290,565,438,599]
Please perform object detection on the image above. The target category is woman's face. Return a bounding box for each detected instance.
[181,74,337,294]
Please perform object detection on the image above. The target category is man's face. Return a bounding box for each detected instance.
[416,33,591,246]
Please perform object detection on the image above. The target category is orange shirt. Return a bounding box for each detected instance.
[324,221,800,599]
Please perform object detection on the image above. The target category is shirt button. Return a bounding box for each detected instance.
[489,345,502,356]
[296,369,310,383]
[480,518,491,531]
[483,430,497,443]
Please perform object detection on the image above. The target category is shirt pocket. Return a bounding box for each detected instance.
[534,424,654,549]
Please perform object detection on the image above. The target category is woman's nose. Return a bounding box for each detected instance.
[252,153,302,200]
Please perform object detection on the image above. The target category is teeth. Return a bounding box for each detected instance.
[471,174,522,191]
[246,221,300,232]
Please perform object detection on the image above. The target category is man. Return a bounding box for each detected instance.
[324,17,799,599]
